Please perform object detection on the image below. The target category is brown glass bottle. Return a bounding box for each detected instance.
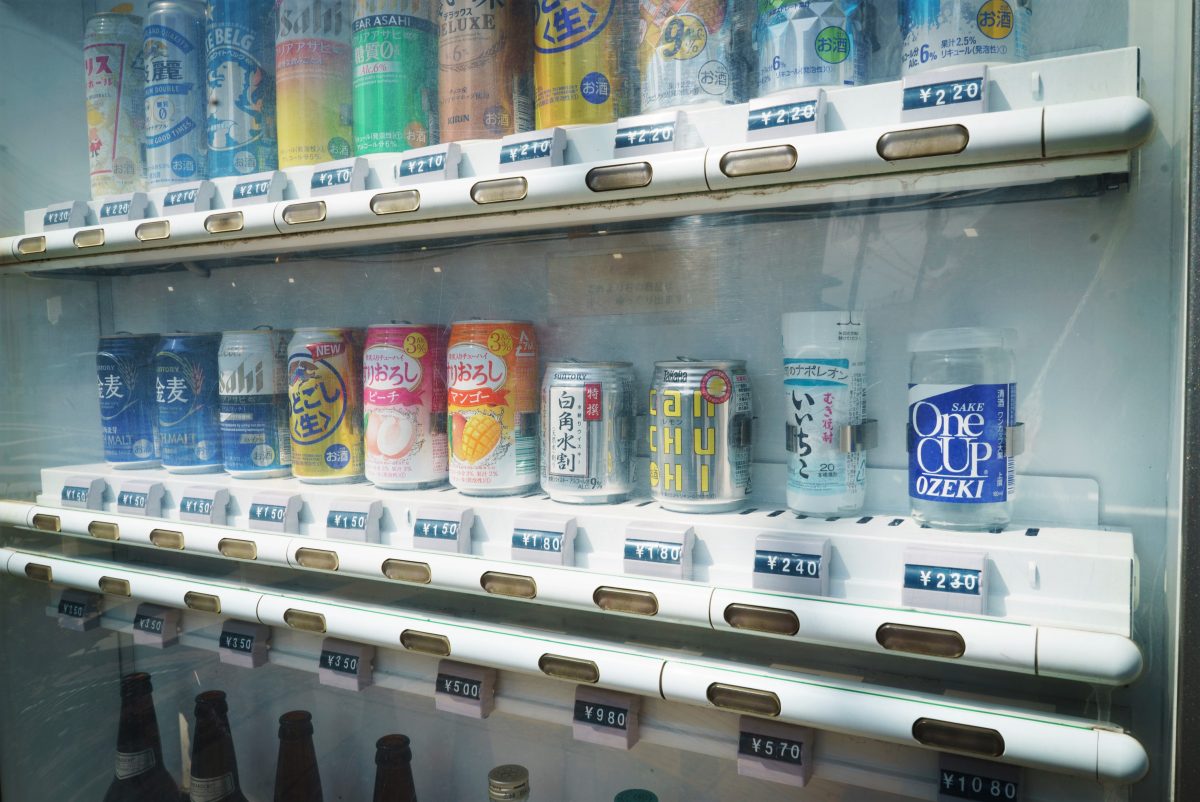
[372,734,418,802]
[272,710,322,802]
[102,672,180,802]
[188,691,247,802]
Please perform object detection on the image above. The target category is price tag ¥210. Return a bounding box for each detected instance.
[392,142,461,186]
[309,157,367,197]
[499,128,565,172]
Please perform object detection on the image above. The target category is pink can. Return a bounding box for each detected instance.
[363,324,449,489]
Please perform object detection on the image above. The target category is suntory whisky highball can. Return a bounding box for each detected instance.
[287,327,364,483]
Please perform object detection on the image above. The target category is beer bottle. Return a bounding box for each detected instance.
[102,672,180,802]
[272,710,323,802]
[372,734,418,802]
[188,691,247,802]
[486,764,529,802]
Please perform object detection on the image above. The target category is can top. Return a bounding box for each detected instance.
[367,323,441,330]
[909,327,1015,353]
[488,764,530,798]
[158,332,220,340]
[654,358,746,371]
[451,319,534,326]
[782,311,866,352]
[147,0,206,11]
[99,332,159,341]
[545,360,633,371]
[291,327,355,335]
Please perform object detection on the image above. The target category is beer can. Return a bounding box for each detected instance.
[649,359,753,513]
[276,0,354,167]
[155,333,223,474]
[753,0,868,97]
[540,361,635,504]
[533,0,624,128]
[97,334,160,469]
[447,320,538,496]
[364,324,448,489]
[438,0,533,140]
[353,0,439,154]
[636,0,744,113]
[144,0,209,186]
[218,329,292,478]
[900,0,1030,75]
[205,0,279,177]
[287,328,365,483]
[84,11,146,198]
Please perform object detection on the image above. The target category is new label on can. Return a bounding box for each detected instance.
[540,361,636,504]
[364,324,448,489]
[84,11,146,198]
[97,334,160,469]
[649,359,753,513]
[288,328,365,483]
[219,329,292,478]
[438,0,532,140]
[447,320,538,496]
[637,0,743,113]
[155,333,223,473]
[533,0,622,128]
[144,0,209,186]
[277,0,354,167]
[206,0,279,177]
[900,0,1030,75]
[753,0,868,97]
[353,0,438,154]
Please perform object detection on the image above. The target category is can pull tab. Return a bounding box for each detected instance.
[674,356,700,362]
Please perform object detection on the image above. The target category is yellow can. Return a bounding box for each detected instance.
[276,0,355,167]
[533,0,623,128]
[287,328,364,483]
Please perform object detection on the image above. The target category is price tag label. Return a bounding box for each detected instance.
[754,550,821,578]
[437,673,482,700]
[321,650,359,674]
[160,180,216,216]
[134,613,164,633]
[746,90,823,141]
[736,716,814,787]
[904,564,982,595]
[59,598,89,618]
[219,620,270,668]
[55,589,102,632]
[901,65,988,122]
[623,523,693,580]
[513,529,562,552]
[614,111,681,157]
[738,732,804,765]
[250,503,286,523]
[902,547,988,614]
[573,688,639,750]
[117,481,164,518]
[42,200,90,231]
[98,193,149,223]
[179,487,229,525]
[325,499,382,543]
[393,142,461,186]
[499,127,565,172]
[752,534,830,595]
[230,170,286,206]
[61,476,106,510]
[937,756,1021,802]
[309,157,367,197]
[412,506,473,553]
[573,699,628,730]
[318,638,373,690]
[434,660,497,718]
[248,493,300,534]
[132,603,179,648]
[624,538,682,564]
[220,631,255,653]
[511,516,576,566]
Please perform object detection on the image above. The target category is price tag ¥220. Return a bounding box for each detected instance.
[614,111,681,157]
[746,89,824,141]
[901,65,988,123]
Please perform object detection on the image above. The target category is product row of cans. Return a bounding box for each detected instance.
[84,0,1033,197]
[97,315,1019,530]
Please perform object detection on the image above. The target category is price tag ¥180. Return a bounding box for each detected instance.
[510,515,577,566]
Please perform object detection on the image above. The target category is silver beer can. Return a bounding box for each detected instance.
[540,361,636,504]
[144,0,209,186]
[218,329,292,479]
[649,359,753,513]
[753,0,869,97]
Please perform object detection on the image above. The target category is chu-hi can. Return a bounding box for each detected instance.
[447,320,538,496]
[636,0,744,113]
[353,0,439,154]
[533,0,624,128]
[753,0,868,97]
[364,324,448,489]
[438,0,532,140]
[900,0,1030,75]
[144,0,209,186]
[650,359,753,513]
[97,334,160,469]
[155,333,223,473]
[84,10,146,198]
[288,328,365,483]
[219,329,292,478]
[276,0,354,167]
[540,361,635,504]
[205,0,278,177]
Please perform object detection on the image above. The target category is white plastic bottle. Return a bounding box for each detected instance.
[782,311,867,515]
[908,327,1016,530]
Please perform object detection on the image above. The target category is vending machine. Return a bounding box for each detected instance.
[0,1,1193,800]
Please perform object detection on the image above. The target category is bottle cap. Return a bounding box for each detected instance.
[277,710,314,739]
[782,311,866,353]
[375,734,413,765]
[615,790,659,802]
[194,690,228,716]
[488,764,529,800]
[909,327,1015,353]
[119,672,152,697]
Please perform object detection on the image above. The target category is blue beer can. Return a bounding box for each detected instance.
[205,0,278,177]
[97,334,161,469]
[144,0,209,187]
[155,332,223,473]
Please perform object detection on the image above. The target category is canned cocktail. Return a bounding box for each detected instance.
[219,329,292,478]
[276,0,354,166]
[438,0,532,140]
[533,0,623,127]
[144,0,208,186]
[97,334,160,469]
[288,328,365,483]
[84,10,146,198]
[156,333,223,473]
[353,0,438,154]
[637,0,743,113]
[753,0,868,96]
[900,0,1030,75]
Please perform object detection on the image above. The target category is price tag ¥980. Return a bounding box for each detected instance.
[573,687,640,750]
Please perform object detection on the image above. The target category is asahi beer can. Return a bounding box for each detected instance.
[649,359,753,513]
[637,0,743,113]
[900,0,1030,75]
[205,0,279,177]
[287,328,365,483]
[276,0,354,167]
[438,0,533,141]
[218,329,292,478]
[364,324,448,489]
[155,333,223,473]
[533,0,623,128]
[540,361,635,504]
[97,334,160,469]
[84,11,146,198]
[353,0,438,154]
[753,0,868,97]
[144,0,209,186]
[447,320,538,496]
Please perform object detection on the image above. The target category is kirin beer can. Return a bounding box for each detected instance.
[144,0,209,186]
[155,333,223,473]
[900,0,1030,75]
[276,0,354,167]
[649,359,753,513]
[288,328,365,483]
[84,10,146,198]
[219,329,292,478]
[753,0,868,97]
[438,0,532,140]
[353,0,439,154]
[447,320,538,496]
[540,361,635,504]
[533,0,623,127]
[205,0,279,177]
[364,324,448,489]
[97,334,160,469]
[637,0,743,113]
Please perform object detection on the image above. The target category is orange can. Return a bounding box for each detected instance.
[447,320,539,495]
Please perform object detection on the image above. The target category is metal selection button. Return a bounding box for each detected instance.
[284,608,327,633]
[593,586,659,616]
[88,521,119,541]
[383,559,432,584]
[24,563,53,582]
[281,200,327,225]
[471,176,528,205]
[723,603,800,636]
[32,514,61,533]
[401,629,451,656]
[16,236,46,255]
[370,189,421,215]
[719,145,798,178]
[184,591,221,613]
[149,529,184,550]
[296,548,340,572]
[99,576,131,596]
[480,571,537,599]
[876,623,966,658]
[912,718,1005,757]
[538,654,599,683]
[877,124,970,161]
[73,228,105,248]
[218,538,257,560]
[586,162,653,192]
[706,683,782,717]
[135,220,170,241]
[204,211,244,234]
